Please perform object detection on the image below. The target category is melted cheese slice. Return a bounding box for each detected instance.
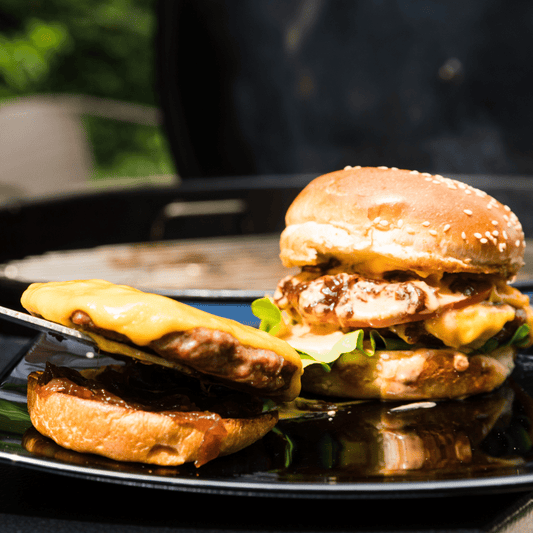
[424,303,515,349]
[424,284,533,350]
[21,279,303,398]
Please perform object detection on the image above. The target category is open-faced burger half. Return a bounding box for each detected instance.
[21,279,303,466]
[263,166,533,400]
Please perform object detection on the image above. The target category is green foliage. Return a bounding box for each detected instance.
[0,1,175,180]
[0,19,71,97]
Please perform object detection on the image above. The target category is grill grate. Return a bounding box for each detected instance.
[0,234,296,293]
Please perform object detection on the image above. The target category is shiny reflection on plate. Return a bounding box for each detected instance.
[272,384,533,482]
[2,328,533,497]
[11,380,533,487]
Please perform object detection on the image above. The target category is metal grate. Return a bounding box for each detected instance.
[0,234,296,293]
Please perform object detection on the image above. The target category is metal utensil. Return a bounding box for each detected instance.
[0,305,95,347]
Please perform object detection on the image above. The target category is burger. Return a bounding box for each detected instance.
[21,279,302,466]
[254,166,533,400]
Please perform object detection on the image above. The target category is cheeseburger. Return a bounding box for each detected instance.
[21,279,302,466]
[260,166,533,400]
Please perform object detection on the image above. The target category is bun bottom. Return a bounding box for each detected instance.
[26,371,278,467]
[301,346,516,400]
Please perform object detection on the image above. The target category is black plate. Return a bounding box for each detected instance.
[2,294,533,499]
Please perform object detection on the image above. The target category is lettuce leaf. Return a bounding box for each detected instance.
[478,323,531,354]
[251,297,413,370]
[251,297,284,336]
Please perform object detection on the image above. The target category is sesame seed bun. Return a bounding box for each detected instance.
[280,167,525,278]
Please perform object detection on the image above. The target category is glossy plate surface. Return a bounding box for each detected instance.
[2,294,533,499]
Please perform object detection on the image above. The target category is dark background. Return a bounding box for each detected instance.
[3,1,533,182]
[160,0,533,178]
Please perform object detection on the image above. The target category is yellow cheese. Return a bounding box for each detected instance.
[424,282,533,351]
[424,303,516,350]
[21,279,303,374]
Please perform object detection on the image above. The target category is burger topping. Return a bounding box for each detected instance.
[37,361,267,417]
[274,271,492,329]
[424,303,516,350]
[255,278,533,370]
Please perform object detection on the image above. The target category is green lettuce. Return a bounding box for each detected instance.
[251,297,284,336]
[251,297,412,370]
[478,323,531,354]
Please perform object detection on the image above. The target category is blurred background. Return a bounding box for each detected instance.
[0,0,175,198]
[2,0,533,297]
[4,0,533,191]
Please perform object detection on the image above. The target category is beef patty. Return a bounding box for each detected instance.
[70,310,297,395]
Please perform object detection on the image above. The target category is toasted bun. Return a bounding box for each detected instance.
[21,279,303,402]
[26,368,278,467]
[280,167,525,278]
[300,345,516,400]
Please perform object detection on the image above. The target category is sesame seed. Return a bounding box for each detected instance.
[464,209,473,216]
[410,170,419,175]
[398,219,404,228]
[373,217,381,224]
[422,172,431,177]
[391,167,399,170]
[379,220,389,227]
[492,220,498,226]
[443,224,451,232]
[480,238,488,244]
[422,221,430,227]
[503,230,508,239]
[344,165,352,170]
[499,242,507,252]
[505,205,511,211]
[355,165,361,169]
[406,227,415,234]
[464,189,472,194]
[474,233,482,239]
[492,230,499,237]
[516,239,521,247]
[462,232,467,240]
[378,166,388,170]
[429,229,437,236]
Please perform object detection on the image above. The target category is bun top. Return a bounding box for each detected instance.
[280,166,525,278]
